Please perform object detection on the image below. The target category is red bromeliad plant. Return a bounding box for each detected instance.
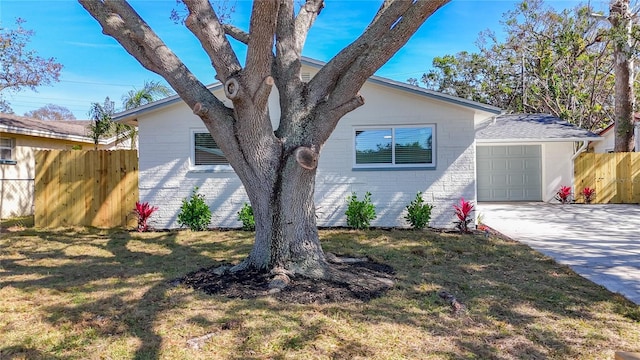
[134,201,158,232]
[555,186,572,204]
[453,197,474,233]
[581,187,596,204]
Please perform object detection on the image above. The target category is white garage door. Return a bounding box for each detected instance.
[477,145,542,201]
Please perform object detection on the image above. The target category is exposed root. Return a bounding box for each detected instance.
[326,252,368,264]
[178,257,396,304]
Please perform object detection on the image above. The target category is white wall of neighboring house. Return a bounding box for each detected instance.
[592,126,614,153]
[136,77,492,230]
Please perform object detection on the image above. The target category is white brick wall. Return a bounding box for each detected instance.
[137,78,487,230]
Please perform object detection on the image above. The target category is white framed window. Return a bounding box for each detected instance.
[190,130,231,171]
[353,125,435,169]
[0,137,16,165]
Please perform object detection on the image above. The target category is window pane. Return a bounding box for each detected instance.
[395,127,432,164]
[0,138,12,148]
[0,149,11,160]
[194,132,228,166]
[355,129,392,164]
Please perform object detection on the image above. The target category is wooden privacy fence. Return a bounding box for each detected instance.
[35,150,139,228]
[574,152,640,204]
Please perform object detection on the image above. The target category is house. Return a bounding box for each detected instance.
[591,115,640,153]
[475,113,601,202]
[113,58,599,229]
[0,113,129,218]
[591,123,615,153]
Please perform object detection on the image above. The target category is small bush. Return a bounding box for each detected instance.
[177,187,212,231]
[581,187,595,204]
[133,201,158,232]
[453,197,474,233]
[345,192,376,230]
[404,192,433,230]
[237,203,255,231]
[555,185,572,204]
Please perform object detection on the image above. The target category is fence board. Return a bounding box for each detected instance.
[574,152,640,204]
[35,150,138,228]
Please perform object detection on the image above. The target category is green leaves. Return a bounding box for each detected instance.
[177,187,212,231]
[404,192,433,230]
[345,192,376,230]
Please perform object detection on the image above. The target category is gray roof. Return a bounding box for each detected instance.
[475,113,601,142]
[113,57,501,123]
[0,113,113,144]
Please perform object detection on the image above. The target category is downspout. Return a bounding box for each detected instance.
[571,140,590,161]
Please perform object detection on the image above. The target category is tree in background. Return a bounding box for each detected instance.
[80,0,450,286]
[24,104,76,120]
[122,80,172,110]
[410,0,617,132]
[87,97,115,150]
[0,19,62,113]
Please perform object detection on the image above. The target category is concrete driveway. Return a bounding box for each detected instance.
[476,202,640,305]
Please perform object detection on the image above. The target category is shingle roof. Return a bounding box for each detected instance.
[475,113,601,142]
[0,113,112,144]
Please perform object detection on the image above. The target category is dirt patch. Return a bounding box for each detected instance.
[177,259,396,304]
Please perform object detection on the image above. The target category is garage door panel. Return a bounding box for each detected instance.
[477,145,542,201]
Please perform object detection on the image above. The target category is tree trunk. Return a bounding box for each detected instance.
[610,0,635,152]
[236,144,328,278]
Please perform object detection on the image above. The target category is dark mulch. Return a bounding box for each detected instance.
[176,260,396,304]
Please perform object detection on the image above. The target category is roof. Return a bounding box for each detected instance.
[113,57,501,123]
[475,113,602,143]
[0,113,114,144]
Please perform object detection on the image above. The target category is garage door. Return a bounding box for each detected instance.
[477,145,542,201]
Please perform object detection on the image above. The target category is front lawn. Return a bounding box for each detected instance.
[0,226,638,359]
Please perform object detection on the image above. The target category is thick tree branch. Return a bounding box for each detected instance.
[309,0,449,108]
[274,0,324,139]
[183,0,241,82]
[245,1,279,84]
[223,24,249,44]
[294,0,324,51]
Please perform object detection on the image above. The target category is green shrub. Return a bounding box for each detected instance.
[345,192,376,230]
[404,192,433,230]
[177,187,212,231]
[237,202,255,231]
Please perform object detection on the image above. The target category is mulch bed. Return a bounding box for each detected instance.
[176,260,396,304]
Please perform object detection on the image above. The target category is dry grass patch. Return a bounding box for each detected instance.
[0,226,639,359]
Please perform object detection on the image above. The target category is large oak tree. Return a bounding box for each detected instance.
[79,0,449,284]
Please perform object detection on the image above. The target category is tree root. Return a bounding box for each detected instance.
[181,255,396,302]
[438,290,466,315]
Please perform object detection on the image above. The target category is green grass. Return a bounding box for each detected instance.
[1,226,639,359]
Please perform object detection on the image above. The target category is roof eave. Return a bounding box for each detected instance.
[0,125,96,144]
[476,137,603,143]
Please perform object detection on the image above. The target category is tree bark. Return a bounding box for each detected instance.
[610,0,635,152]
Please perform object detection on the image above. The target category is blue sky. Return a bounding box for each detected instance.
[0,0,605,119]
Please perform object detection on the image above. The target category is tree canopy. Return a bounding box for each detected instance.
[24,104,76,120]
[0,18,62,113]
[410,0,625,132]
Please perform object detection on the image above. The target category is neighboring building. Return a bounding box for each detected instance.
[114,58,601,230]
[591,123,615,153]
[591,114,640,153]
[0,114,129,218]
[475,114,601,202]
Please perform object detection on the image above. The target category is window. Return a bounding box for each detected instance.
[191,131,230,170]
[354,125,435,168]
[0,137,16,165]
